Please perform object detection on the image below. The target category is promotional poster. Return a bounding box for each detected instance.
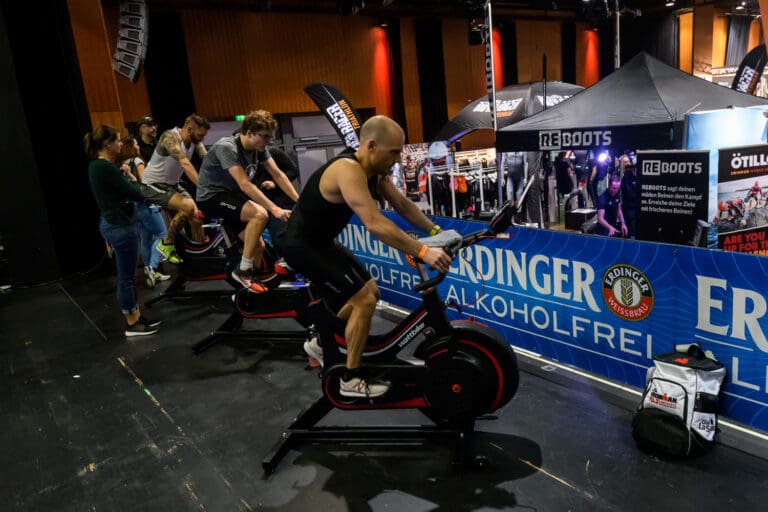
[635,150,709,245]
[339,213,768,433]
[716,144,768,254]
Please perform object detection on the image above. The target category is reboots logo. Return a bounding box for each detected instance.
[539,129,612,150]
[642,160,702,176]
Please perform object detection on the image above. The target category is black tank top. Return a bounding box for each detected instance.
[287,152,380,243]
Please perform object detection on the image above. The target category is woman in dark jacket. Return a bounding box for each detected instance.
[85,125,160,337]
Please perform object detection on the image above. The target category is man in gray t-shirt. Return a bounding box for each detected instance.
[196,110,298,292]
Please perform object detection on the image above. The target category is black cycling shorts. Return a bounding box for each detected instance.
[282,239,371,303]
[197,192,247,232]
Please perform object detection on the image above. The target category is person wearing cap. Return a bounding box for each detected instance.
[136,116,158,164]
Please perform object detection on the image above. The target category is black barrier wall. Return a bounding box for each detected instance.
[0,1,98,285]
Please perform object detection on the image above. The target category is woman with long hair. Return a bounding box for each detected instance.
[85,125,161,336]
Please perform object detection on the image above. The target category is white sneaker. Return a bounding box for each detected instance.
[303,336,324,367]
[153,269,171,282]
[144,267,156,288]
[339,376,390,398]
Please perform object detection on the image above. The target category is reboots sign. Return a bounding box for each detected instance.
[538,129,612,150]
[636,150,709,245]
[340,213,768,433]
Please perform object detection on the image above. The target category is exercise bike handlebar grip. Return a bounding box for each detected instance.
[412,228,490,292]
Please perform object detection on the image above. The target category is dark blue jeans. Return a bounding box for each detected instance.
[99,217,139,315]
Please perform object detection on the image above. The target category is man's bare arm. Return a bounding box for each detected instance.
[333,162,451,271]
[158,130,199,185]
[229,165,291,221]
[378,178,435,234]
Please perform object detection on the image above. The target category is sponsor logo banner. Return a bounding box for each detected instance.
[538,129,612,150]
[304,82,362,149]
[339,213,768,433]
[716,144,768,254]
[636,150,709,245]
[732,44,768,95]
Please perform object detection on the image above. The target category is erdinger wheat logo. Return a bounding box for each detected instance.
[602,264,654,321]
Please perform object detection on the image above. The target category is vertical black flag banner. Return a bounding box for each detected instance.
[732,44,768,95]
[303,82,362,149]
[483,1,501,204]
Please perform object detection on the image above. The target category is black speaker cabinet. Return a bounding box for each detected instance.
[565,208,596,231]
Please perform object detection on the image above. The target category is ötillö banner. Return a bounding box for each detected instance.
[716,144,768,254]
[340,212,768,433]
[304,82,362,149]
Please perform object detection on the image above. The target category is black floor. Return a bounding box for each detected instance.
[3,264,768,512]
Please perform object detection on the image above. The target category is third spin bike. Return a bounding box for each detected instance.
[263,204,520,473]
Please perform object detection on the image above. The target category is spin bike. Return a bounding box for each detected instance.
[146,217,281,307]
[262,205,520,474]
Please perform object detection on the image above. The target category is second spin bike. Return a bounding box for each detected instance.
[263,204,520,473]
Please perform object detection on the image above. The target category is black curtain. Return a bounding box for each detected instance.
[598,17,615,78]
[144,9,196,131]
[385,18,408,141]
[726,17,752,67]
[561,21,576,84]
[0,1,98,285]
[500,21,517,86]
[414,17,448,141]
[619,12,677,68]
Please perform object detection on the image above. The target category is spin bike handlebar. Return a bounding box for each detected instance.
[412,228,491,292]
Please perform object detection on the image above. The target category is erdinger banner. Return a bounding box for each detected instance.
[636,150,709,245]
[716,144,768,254]
[304,82,362,149]
[732,44,768,95]
[339,213,768,432]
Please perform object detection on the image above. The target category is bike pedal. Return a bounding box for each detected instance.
[308,357,321,368]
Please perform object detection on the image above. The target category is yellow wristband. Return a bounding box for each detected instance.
[428,225,442,236]
[271,207,281,216]
[418,245,428,259]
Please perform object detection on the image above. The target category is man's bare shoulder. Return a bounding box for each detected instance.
[325,157,366,186]
[157,130,182,158]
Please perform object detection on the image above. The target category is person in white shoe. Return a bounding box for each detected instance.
[282,116,452,398]
[196,110,296,292]
[117,136,171,288]
[140,114,210,261]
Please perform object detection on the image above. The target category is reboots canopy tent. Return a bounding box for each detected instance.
[496,51,768,152]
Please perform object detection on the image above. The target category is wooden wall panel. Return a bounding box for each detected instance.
[749,19,763,53]
[712,13,727,69]
[179,10,391,120]
[679,12,693,73]
[399,17,423,143]
[442,18,486,121]
[574,22,599,87]
[515,20,562,83]
[693,4,714,76]
[67,0,123,128]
